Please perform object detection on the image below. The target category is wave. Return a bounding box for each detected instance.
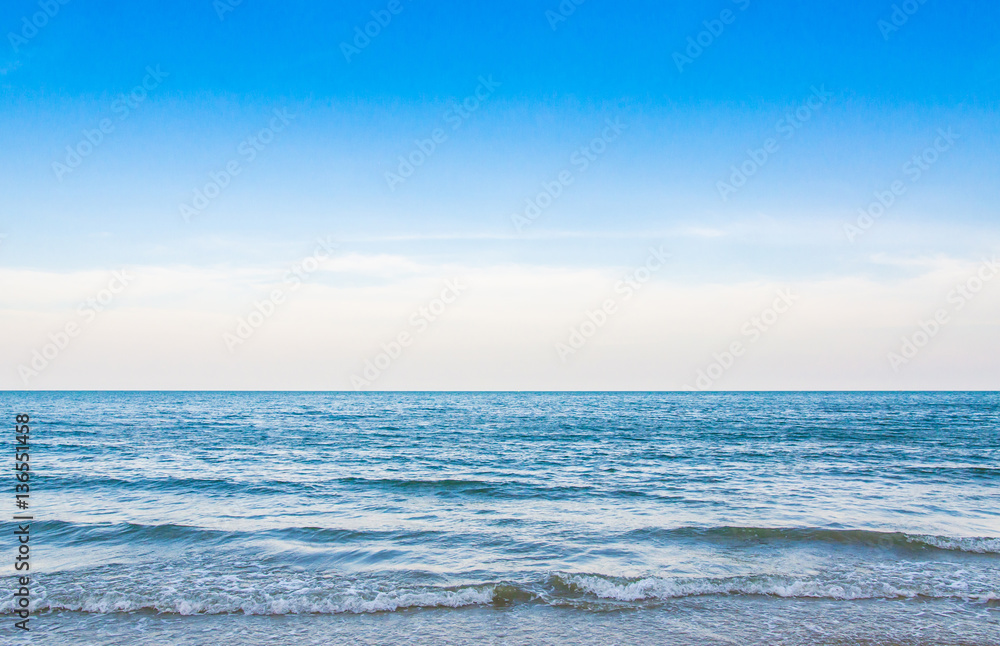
[7,571,998,616]
[43,474,603,500]
[624,526,1000,554]
[29,586,500,616]
[20,520,457,548]
[336,476,597,499]
[36,474,311,496]
[549,573,1000,603]
[16,520,1000,556]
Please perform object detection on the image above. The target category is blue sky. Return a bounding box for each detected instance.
[2,0,999,389]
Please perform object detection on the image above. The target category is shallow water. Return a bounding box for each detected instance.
[2,392,998,644]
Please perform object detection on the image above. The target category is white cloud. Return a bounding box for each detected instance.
[2,254,999,390]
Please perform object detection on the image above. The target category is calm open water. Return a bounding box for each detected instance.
[1,392,998,645]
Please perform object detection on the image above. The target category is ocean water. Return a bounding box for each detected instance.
[2,391,998,645]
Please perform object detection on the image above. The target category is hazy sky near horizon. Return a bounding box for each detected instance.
[2,0,999,389]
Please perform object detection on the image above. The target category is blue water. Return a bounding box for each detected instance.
[2,392,999,645]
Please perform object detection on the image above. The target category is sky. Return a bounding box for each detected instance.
[1,0,999,390]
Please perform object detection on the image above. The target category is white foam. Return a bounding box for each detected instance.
[561,573,1000,602]
[10,586,496,616]
[914,535,1000,554]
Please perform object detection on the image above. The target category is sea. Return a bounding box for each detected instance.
[1,391,998,645]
